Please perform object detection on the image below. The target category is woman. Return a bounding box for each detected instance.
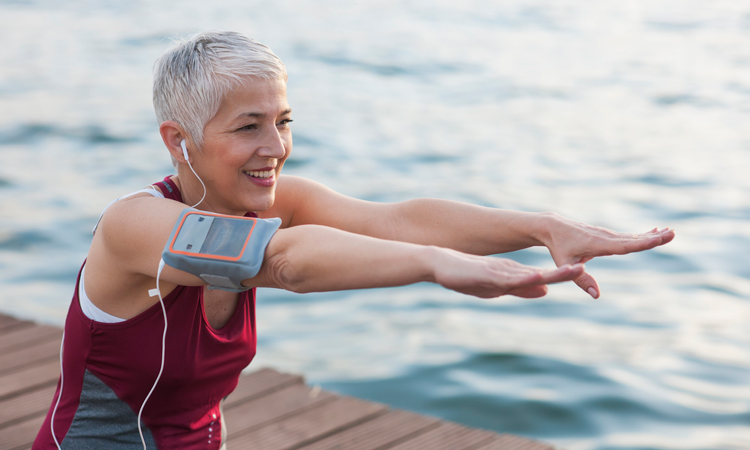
[34,30,674,449]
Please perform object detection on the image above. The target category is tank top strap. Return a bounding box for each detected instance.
[152,176,183,202]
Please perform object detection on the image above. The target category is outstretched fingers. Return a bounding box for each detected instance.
[437,250,587,299]
[510,263,585,291]
[571,229,673,298]
[545,219,676,299]
[607,228,674,255]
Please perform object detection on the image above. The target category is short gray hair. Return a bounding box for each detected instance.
[153,30,287,165]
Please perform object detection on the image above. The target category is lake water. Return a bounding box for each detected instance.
[1,1,749,449]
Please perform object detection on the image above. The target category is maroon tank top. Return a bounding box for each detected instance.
[34,176,257,449]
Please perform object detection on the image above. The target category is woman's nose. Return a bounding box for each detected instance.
[256,128,287,158]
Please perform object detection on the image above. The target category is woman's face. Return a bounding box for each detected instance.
[190,77,292,215]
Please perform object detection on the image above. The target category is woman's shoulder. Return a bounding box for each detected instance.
[91,190,189,270]
[98,193,184,236]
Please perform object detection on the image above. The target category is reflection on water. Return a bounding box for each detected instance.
[1,1,750,448]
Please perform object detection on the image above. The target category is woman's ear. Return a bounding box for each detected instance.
[160,121,190,164]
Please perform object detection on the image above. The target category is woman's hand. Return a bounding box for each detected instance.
[540,213,675,299]
[430,247,586,299]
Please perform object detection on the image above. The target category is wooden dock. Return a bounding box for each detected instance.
[0,313,554,450]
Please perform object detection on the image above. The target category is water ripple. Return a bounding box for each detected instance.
[293,45,465,78]
[0,229,53,251]
[0,123,139,145]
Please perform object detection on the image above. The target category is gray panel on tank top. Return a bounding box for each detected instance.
[62,370,157,449]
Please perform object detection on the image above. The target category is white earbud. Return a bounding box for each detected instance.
[179,138,206,209]
[181,139,189,161]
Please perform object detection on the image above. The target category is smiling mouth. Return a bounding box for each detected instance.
[244,170,274,179]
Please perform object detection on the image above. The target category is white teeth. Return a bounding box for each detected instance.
[245,170,273,178]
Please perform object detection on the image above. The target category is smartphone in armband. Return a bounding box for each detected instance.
[162,209,281,292]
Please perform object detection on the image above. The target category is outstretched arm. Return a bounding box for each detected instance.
[250,224,586,299]
[270,176,675,298]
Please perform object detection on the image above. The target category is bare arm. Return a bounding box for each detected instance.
[268,176,547,253]
[250,224,585,299]
[270,175,675,298]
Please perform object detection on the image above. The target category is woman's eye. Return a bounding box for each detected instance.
[278,119,293,127]
[239,124,258,131]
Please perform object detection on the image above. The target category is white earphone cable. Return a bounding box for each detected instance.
[181,139,206,209]
[186,158,206,209]
[51,331,65,450]
[138,258,167,450]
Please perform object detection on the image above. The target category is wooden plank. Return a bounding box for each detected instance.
[0,413,45,450]
[0,324,61,356]
[0,313,558,450]
[0,320,33,335]
[474,434,555,450]
[224,383,335,436]
[0,314,17,327]
[386,421,497,450]
[0,359,59,401]
[225,368,304,408]
[0,338,60,376]
[0,384,56,430]
[227,395,388,450]
[296,409,441,450]
[0,315,32,334]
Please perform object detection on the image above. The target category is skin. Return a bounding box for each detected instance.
[84,77,675,329]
